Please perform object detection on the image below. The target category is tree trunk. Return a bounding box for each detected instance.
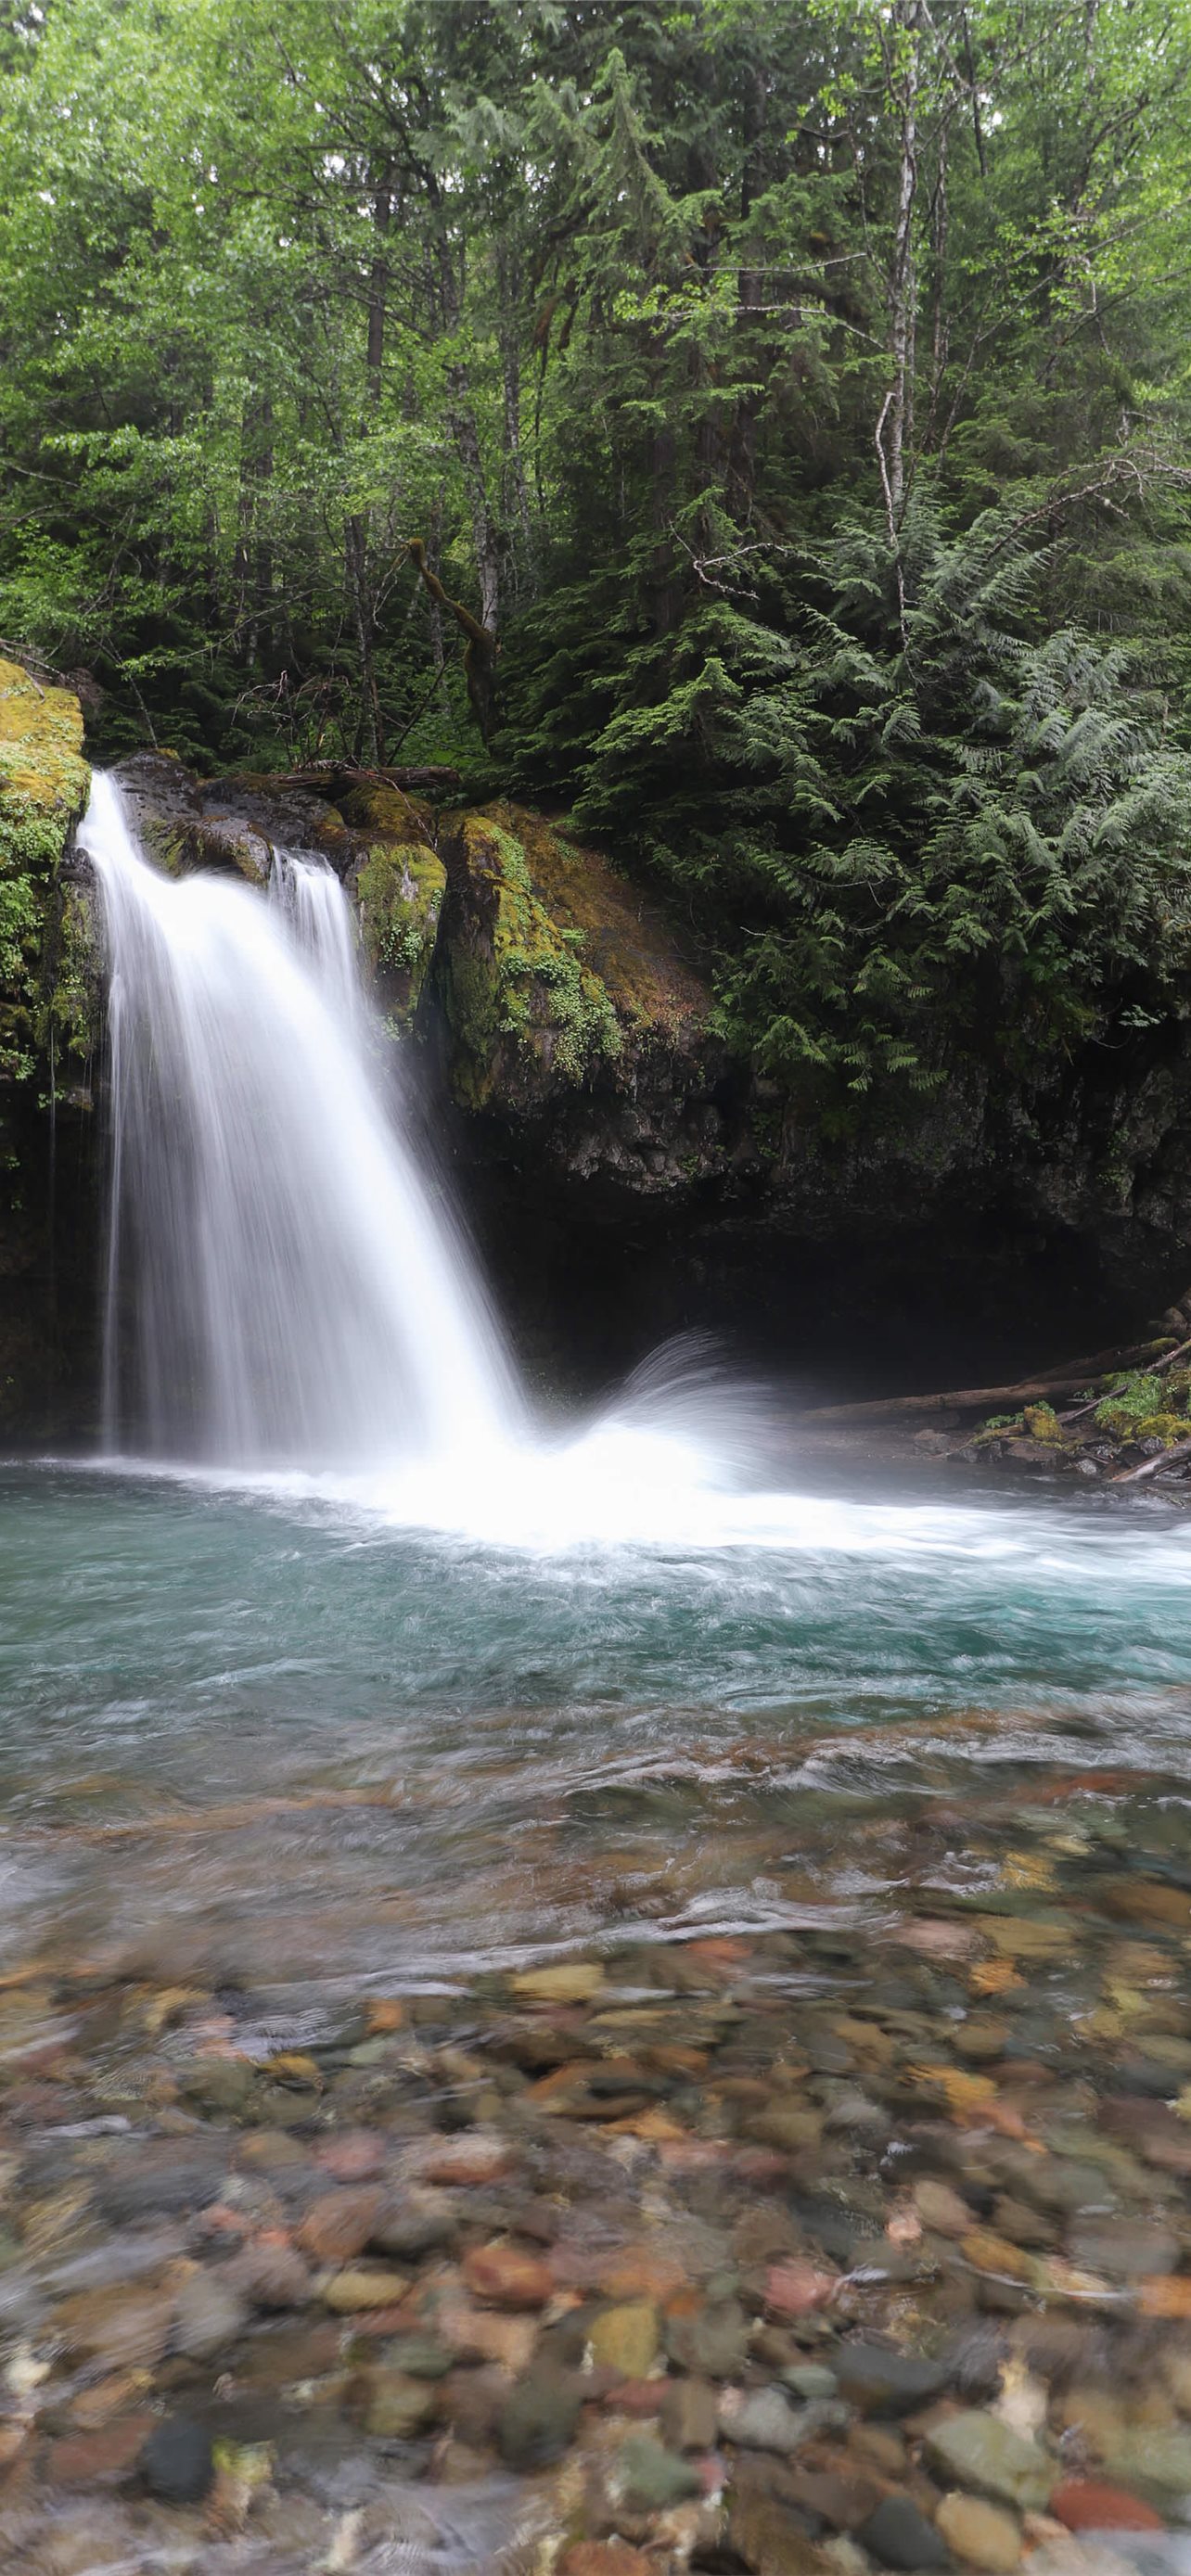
[728,63,768,517]
[366,171,393,404]
[346,516,381,763]
[885,0,921,519]
[496,240,533,573]
[446,364,501,639]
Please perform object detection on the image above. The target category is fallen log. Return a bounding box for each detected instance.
[1061,1336,1191,1425]
[1113,1435,1191,1486]
[798,1339,1174,1426]
[278,762,462,795]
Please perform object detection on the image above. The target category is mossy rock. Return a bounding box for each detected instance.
[355,840,446,1028]
[1022,1403,1067,1447]
[119,756,274,885]
[0,659,90,1082]
[440,801,710,1113]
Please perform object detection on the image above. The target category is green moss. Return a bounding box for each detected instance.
[40,884,101,1066]
[448,810,623,1100]
[1095,1368,1191,1445]
[0,659,88,817]
[0,660,90,1089]
[1022,1402,1066,1446]
[355,839,447,1025]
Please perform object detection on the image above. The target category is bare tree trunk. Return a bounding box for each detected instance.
[429,183,502,651]
[729,61,767,516]
[923,116,950,452]
[884,0,921,519]
[496,241,533,574]
[346,516,381,762]
[366,170,393,404]
[425,499,449,701]
[446,365,501,639]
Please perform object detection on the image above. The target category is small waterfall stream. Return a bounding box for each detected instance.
[81,772,519,1470]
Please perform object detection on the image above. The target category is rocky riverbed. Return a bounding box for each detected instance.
[3,1792,1191,2575]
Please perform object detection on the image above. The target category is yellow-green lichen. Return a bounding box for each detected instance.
[1022,1402,1067,1446]
[0,659,90,1082]
[356,840,447,1025]
[446,808,626,1103]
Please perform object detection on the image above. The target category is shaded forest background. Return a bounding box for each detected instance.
[4,0,1191,1137]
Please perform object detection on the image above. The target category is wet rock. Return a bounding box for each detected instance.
[226,2237,314,2308]
[1050,2479,1167,2532]
[786,2468,880,2531]
[991,2194,1055,2251]
[55,2281,175,2369]
[512,1962,604,2004]
[140,2413,214,2503]
[560,2551,651,2576]
[315,2130,389,2181]
[749,2105,826,2153]
[664,2291,749,2377]
[377,2331,454,2378]
[96,2143,228,2222]
[363,2369,439,2439]
[924,2410,1055,2510]
[765,2261,839,2320]
[834,2341,948,2416]
[856,2494,951,2570]
[370,2187,456,2258]
[1069,2221,1180,2280]
[1100,2427,1191,2502]
[47,2414,156,2487]
[438,2290,538,2371]
[913,2180,973,2238]
[784,2364,839,2400]
[323,2264,408,2312]
[612,2432,702,2510]
[960,2226,1033,2282]
[296,2186,385,2264]
[850,2423,909,2478]
[171,2264,250,2359]
[935,2492,1022,2568]
[180,2059,256,2118]
[726,2486,832,2574]
[421,2134,515,2187]
[497,2367,583,2468]
[720,2387,841,2455]
[589,2299,660,2377]
[461,2241,553,2308]
[660,2375,717,2451]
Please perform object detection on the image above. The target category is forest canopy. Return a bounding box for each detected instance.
[4,0,1191,1128]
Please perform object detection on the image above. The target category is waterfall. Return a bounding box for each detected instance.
[81,772,519,1470]
[271,848,360,1027]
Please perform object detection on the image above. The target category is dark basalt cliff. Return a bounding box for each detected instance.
[6,693,1191,1434]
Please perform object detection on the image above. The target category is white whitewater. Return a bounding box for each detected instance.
[83,772,519,1470]
[271,848,360,1027]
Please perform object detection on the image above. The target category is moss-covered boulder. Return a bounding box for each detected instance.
[0,659,101,1435]
[434,803,721,1183]
[117,755,275,884]
[432,801,724,1193]
[0,657,91,1080]
[338,783,446,1031]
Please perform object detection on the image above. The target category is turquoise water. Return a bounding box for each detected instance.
[2,1460,1190,1996]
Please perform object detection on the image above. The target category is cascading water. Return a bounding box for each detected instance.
[82,771,519,1471]
[271,846,361,1026]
